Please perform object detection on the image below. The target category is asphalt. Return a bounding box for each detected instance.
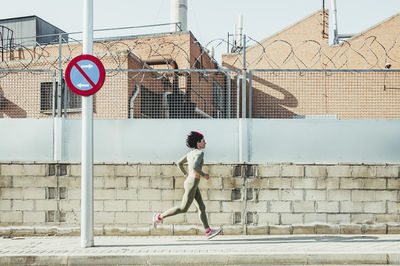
[0,234,400,265]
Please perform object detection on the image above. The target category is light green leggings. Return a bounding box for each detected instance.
[161,176,210,230]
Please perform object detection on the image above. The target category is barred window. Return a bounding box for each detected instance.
[40,79,81,112]
[212,79,224,117]
[40,81,53,111]
[140,85,161,118]
[65,83,82,110]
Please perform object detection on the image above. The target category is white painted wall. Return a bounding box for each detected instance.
[62,119,240,163]
[0,119,53,161]
[251,119,400,163]
[0,119,399,163]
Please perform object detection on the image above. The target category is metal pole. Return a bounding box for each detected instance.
[227,32,229,54]
[64,79,68,118]
[322,0,326,38]
[52,71,57,161]
[248,70,252,118]
[242,34,247,118]
[236,72,240,119]
[52,72,56,118]
[239,35,248,163]
[57,34,62,117]
[81,0,94,248]
[226,70,231,118]
[59,34,68,118]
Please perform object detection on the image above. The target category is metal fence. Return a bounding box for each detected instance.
[0,70,56,118]
[249,69,400,119]
[1,68,399,119]
[0,69,239,119]
[1,22,400,120]
[92,69,240,119]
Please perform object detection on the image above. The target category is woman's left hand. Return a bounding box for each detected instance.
[204,174,210,180]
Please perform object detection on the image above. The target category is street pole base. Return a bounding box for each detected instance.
[81,239,94,248]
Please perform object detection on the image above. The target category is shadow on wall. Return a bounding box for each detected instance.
[222,62,298,118]
[251,74,298,118]
[0,86,27,118]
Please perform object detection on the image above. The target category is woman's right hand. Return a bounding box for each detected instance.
[203,174,210,180]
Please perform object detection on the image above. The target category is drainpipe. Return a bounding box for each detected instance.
[163,91,172,118]
[129,84,140,119]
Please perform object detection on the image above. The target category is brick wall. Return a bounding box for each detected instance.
[0,162,399,236]
[222,11,400,119]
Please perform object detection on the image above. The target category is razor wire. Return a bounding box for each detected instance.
[1,26,400,72]
[222,33,400,71]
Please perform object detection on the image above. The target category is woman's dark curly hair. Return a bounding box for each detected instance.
[186,131,204,149]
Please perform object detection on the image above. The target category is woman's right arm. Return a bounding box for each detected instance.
[192,151,206,177]
[176,154,188,176]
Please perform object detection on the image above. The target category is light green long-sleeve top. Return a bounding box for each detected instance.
[176,149,205,177]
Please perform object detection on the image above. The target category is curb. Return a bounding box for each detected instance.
[1,252,400,265]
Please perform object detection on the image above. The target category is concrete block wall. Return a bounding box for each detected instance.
[0,162,399,236]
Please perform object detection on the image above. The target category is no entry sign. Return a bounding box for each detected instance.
[65,54,105,96]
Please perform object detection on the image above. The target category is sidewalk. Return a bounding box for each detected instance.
[0,234,399,265]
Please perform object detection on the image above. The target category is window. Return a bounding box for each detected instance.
[140,85,161,118]
[40,79,81,112]
[40,81,54,111]
[212,79,224,117]
[64,82,81,110]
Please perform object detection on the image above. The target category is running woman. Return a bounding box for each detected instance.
[152,131,222,239]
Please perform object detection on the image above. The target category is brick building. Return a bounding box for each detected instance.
[222,10,400,119]
[0,16,231,119]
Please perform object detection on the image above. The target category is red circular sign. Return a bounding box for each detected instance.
[65,54,105,96]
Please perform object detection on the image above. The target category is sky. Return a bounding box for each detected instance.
[0,0,399,62]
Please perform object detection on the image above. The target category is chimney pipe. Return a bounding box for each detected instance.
[329,0,339,45]
[238,15,243,47]
[233,23,237,46]
[170,0,188,32]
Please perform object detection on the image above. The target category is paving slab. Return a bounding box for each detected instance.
[0,235,399,265]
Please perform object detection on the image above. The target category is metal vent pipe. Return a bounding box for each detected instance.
[330,0,339,45]
[170,0,188,32]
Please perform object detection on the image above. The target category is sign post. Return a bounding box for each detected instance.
[81,0,94,248]
[66,0,104,248]
[65,53,105,247]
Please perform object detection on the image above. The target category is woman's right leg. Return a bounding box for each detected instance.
[193,188,210,230]
[194,188,221,239]
[161,177,199,219]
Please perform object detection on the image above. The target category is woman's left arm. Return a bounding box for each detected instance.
[176,154,188,176]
